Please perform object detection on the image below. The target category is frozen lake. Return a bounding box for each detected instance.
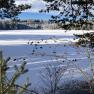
[0,30,94,89]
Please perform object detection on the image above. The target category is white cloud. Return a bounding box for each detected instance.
[15,0,33,5]
[15,0,46,12]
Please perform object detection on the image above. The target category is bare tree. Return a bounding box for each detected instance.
[40,64,68,94]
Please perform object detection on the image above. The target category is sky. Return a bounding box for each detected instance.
[18,12,53,20]
[15,0,46,12]
[15,0,58,20]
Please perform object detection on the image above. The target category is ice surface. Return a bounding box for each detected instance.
[0,30,94,88]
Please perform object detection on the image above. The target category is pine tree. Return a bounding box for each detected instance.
[0,51,36,94]
[43,0,94,30]
[0,0,31,19]
[42,0,94,47]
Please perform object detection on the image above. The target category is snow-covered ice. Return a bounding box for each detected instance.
[0,30,94,88]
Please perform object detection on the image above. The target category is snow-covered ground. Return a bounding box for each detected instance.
[0,30,94,89]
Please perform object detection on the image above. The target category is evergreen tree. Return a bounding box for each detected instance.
[42,0,94,48]
[74,32,94,48]
[42,0,94,30]
[0,51,37,94]
[0,0,31,19]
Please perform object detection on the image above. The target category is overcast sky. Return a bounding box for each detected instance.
[15,0,46,12]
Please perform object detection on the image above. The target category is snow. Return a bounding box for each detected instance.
[0,30,91,46]
[0,30,92,35]
[0,30,94,88]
